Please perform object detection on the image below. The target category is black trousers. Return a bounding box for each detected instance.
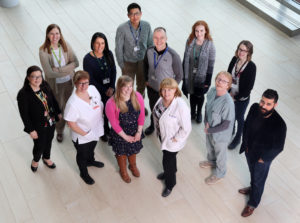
[190,93,204,115]
[73,140,97,176]
[162,150,178,190]
[32,125,55,162]
[147,86,160,128]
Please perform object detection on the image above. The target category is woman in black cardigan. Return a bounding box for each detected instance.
[227,40,256,149]
[17,65,61,172]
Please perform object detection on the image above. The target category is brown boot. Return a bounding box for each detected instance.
[116,155,131,183]
[128,154,140,177]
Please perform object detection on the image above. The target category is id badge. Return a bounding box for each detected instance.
[103,78,110,84]
[134,46,140,52]
[49,118,53,126]
[193,67,197,74]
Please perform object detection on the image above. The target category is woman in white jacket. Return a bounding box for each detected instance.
[153,78,192,197]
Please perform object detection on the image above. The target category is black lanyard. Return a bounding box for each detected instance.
[234,59,247,78]
[154,47,169,69]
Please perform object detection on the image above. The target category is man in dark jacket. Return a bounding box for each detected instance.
[239,89,287,217]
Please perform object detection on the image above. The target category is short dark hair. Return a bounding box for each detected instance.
[154,27,166,34]
[262,89,279,103]
[127,3,141,13]
[23,65,43,87]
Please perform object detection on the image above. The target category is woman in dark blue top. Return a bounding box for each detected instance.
[83,32,116,142]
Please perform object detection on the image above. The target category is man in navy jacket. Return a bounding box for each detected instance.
[239,89,287,217]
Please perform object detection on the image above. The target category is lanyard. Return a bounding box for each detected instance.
[129,21,141,46]
[35,90,51,120]
[154,47,168,69]
[234,59,247,78]
[193,44,202,62]
[92,51,108,71]
[51,45,62,67]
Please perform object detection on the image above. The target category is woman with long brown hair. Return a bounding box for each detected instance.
[39,24,79,143]
[182,20,216,123]
[105,75,145,183]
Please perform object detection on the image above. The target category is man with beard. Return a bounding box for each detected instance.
[239,89,287,217]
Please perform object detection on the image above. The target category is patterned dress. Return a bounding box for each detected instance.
[109,100,144,156]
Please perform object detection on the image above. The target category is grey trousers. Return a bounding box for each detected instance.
[55,80,73,134]
[206,134,228,178]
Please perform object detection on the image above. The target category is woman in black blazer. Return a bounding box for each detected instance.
[227,40,256,150]
[17,65,61,172]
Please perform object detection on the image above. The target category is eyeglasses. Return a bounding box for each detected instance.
[77,81,89,87]
[216,78,229,84]
[238,48,248,53]
[30,75,42,80]
[129,12,141,17]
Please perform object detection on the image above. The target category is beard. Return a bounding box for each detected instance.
[259,106,275,117]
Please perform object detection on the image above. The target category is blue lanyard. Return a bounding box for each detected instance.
[154,47,168,69]
[129,21,141,46]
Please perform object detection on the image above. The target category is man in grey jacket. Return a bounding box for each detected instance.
[144,27,183,135]
[115,3,152,100]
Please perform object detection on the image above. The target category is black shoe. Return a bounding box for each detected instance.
[157,172,165,180]
[145,108,148,116]
[31,165,38,172]
[42,159,56,169]
[145,126,154,135]
[196,113,202,123]
[100,135,108,142]
[87,161,104,168]
[80,173,95,185]
[228,136,241,150]
[162,187,172,197]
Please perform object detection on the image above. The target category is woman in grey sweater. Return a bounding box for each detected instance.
[182,20,216,123]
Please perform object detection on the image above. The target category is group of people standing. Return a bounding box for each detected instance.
[16,2,287,218]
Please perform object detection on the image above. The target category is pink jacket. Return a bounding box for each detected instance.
[105,92,145,133]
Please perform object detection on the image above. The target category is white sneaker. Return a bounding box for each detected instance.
[205,175,223,185]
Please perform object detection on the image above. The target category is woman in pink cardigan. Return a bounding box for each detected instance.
[106,75,145,183]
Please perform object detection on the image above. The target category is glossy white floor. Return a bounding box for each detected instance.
[0,0,300,222]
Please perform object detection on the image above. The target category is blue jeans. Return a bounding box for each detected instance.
[233,98,250,139]
[246,154,271,208]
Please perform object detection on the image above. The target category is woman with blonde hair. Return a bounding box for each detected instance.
[105,75,145,183]
[154,78,191,197]
[182,20,216,123]
[200,71,235,185]
[39,24,79,142]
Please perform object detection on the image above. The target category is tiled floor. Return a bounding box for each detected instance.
[0,0,300,222]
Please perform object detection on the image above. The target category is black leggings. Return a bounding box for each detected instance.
[190,94,204,115]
